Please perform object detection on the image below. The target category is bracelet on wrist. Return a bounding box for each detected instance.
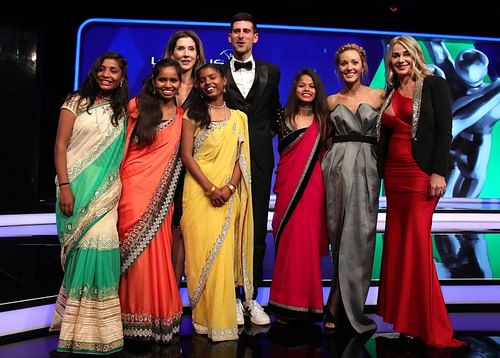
[226,183,236,194]
[59,182,70,187]
[204,185,216,196]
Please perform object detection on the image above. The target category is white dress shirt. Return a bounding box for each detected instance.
[231,56,255,99]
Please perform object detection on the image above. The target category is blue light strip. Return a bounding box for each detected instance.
[73,17,500,90]
[0,213,55,226]
[2,212,500,235]
[0,304,56,336]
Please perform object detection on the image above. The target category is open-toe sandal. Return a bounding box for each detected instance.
[323,310,337,334]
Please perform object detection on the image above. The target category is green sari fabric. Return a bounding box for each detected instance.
[52,97,126,354]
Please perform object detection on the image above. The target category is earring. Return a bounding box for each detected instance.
[119,79,124,88]
[152,88,157,95]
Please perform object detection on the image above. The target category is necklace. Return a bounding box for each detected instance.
[209,107,229,124]
[97,94,111,101]
[292,113,313,129]
[298,106,313,111]
[208,101,226,109]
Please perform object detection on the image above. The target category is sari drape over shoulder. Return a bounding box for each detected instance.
[118,100,183,343]
[51,96,126,355]
[181,110,253,342]
[268,119,328,321]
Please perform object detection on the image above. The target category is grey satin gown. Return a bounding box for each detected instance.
[321,103,380,333]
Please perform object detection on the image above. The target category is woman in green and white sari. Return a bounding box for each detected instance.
[51,52,128,355]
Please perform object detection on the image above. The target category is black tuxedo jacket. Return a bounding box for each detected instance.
[378,75,452,178]
[223,60,281,173]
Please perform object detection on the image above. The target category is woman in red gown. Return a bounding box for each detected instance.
[376,35,465,348]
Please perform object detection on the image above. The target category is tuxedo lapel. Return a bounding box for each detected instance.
[245,61,268,104]
[225,61,268,106]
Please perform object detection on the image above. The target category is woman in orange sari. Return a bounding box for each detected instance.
[118,59,183,343]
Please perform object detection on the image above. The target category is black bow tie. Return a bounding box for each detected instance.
[234,61,252,71]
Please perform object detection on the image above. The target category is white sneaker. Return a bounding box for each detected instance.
[236,299,245,326]
[244,300,270,325]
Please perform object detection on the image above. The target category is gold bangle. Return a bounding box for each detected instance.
[226,183,236,194]
[204,185,216,196]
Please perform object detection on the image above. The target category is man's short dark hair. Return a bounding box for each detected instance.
[230,12,257,32]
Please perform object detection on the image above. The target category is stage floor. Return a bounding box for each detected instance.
[1,205,499,355]
[1,312,499,357]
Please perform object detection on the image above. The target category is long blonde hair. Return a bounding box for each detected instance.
[385,35,432,89]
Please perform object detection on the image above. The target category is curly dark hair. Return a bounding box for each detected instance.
[68,51,129,126]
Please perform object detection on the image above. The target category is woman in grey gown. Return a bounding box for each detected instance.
[322,43,385,333]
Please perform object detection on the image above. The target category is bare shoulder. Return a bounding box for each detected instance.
[327,94,339,111]
[367,87,386,108]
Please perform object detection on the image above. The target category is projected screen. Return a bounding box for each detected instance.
[76,18,500,200]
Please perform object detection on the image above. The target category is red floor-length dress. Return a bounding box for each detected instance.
[377,90,464,348]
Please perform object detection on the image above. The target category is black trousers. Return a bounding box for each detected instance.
[249,163,273,299]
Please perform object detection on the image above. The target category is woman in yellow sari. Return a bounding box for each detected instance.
[181,64,253,342]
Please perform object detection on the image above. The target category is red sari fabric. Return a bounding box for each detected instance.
[378,90,463,348]
[118,100,183,342]
[268,120,328,321]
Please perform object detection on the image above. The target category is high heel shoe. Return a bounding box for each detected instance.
[323,310,337,334]
[399,333,426,352]
[399,333,418,344]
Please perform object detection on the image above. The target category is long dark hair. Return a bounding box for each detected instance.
[132,58,182,146]
[163,30,206,81]
[186,64,226,129]
[69,51,129,126]
[284,68,329,142]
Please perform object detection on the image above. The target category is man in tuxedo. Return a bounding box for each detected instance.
[224,12,281,326]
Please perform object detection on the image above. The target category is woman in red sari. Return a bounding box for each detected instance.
[268,68,329,322]
[118,59,183,343]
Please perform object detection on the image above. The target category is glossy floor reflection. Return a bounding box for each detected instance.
[1,313,499,357]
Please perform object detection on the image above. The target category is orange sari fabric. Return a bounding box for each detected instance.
[118,99,183,343]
